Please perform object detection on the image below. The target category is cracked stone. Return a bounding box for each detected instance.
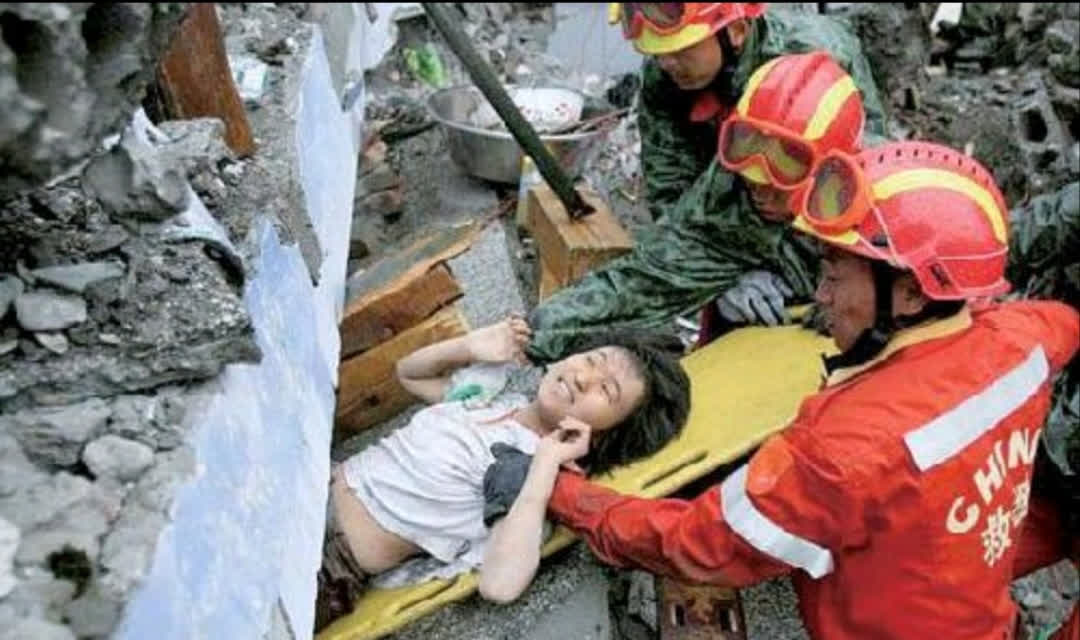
[13,481,117,565]
[5,398,111,468]
[13,292,87,332]
[82,435,154,482]
[81,126,190,222]
[0,275,24,319]
[0,517,18,598]
[30,261,126,294]
[98,503,166,601]
[34,332,69,355]
[86,225,130,255]
[0,617,76,640]
[108,393,188,451]
[360,165,402,194]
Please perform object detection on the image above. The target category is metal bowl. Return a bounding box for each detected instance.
[427,84,614,185]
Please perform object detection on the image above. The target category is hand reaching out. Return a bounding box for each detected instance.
[466,314,532,364]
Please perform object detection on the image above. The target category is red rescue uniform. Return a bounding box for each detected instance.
[549,301,1079,640]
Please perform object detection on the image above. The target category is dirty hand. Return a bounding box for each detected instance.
[466,313,532,364]
[716,271,793,327]
[536,417,591,471]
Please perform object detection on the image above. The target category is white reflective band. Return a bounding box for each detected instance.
[904,346,1049,472]
[720,464,835,579]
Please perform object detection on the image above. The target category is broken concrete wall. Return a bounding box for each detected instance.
[0,3,188,196]
[1,3,361,639]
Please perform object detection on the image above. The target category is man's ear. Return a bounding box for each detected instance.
[725,18,751,50]
[893,273,929,317]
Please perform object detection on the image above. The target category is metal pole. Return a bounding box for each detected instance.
[422,2,594,219]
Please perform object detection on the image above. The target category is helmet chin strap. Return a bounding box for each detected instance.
[712,28,743,102]
[822,260,897,375]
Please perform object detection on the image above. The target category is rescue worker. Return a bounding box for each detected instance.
[525,141,1080,638]
[527,2,888,361]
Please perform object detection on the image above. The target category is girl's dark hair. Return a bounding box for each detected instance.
[561,329,692,476]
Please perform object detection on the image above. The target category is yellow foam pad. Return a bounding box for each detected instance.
[318,323,836,640]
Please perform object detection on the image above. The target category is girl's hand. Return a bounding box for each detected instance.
[536,417,591,472]
[466,314,532,364]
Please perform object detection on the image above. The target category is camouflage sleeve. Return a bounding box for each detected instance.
[639,59,716,222]
[526,162,820,362]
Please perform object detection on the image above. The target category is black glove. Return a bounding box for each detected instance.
[482,443,533,527]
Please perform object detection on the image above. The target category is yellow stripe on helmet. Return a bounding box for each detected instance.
[871,169,1007,243]
[802,75,857,141]
[633,23,712,55]
[736,57,783,116]
[793,214,861,245]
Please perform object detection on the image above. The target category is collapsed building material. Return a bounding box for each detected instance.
[336,305,470,435]
[151,3,255,156]
[341,224,475,359]
[526,183,632,296]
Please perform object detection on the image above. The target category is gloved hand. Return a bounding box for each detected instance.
[482,443,532,527]
[716,270,794,327]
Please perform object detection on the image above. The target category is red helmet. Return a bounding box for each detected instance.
[793,141,1011,300]
[610,3,768,55]
[719,51,866,189]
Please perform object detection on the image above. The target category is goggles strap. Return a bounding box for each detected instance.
[822,260,897,375]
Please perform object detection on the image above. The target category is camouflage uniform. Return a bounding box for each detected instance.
[527,9,888,362]
[1007,182,1080,536]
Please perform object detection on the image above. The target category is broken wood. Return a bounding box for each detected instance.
[336,305,470,435]
[537,257,560,302]
[155,3,256,156]
[527,183,633,290]
[340,263,462,359]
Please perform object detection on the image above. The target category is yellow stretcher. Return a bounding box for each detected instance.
[319,322,836,640]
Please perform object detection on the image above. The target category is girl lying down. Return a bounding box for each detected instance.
[315,315,690,631]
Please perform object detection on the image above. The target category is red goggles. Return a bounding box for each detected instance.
[718,116,819,189]
[794,150,875,235]
[619,3,693,39]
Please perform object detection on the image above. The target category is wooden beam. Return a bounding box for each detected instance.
[341,223,477,357]
[155,3,256,156]
[335,306,469,435]
[537,256,560,302]
[340,263,462,359]
[527,183,632,288]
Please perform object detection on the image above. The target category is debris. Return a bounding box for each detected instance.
[0,275,25,319]
[0,516,17,598]
[98,333,121,346]
[14,292,88,332]
[34,333,70,356]
[404,43,450,88]
[1021,591,1045,609]
[86,226,130,255]
[231,55,270,104]
[0,340,18,357]
[81,126,190,222]
[82,435,155,483]
[156,118,234,180]
[361,165,404,194]
[30,262,126,295]
[931,3,965,36]
[5,399,111,468]
[155,3,256,156]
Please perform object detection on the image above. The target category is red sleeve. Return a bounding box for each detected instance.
[985,301,1080,375]
[548,434,860,586]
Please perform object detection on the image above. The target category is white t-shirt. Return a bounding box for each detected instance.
[341,394,539,581]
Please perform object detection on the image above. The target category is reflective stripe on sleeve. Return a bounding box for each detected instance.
[720,464,836,579]
[904,346,1049,472]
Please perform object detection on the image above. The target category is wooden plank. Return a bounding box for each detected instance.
[155,3,256,156]
[335,306,469,435]
[537,256,560,302]
[344,222,476,305]
[527,183,632,287]
[340,263,461,359]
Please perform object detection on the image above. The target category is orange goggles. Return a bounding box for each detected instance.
[794,150,875,235]
[718,116,819,189]
[619,3,697,39]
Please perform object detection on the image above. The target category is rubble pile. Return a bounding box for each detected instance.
[0,3,312,637]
